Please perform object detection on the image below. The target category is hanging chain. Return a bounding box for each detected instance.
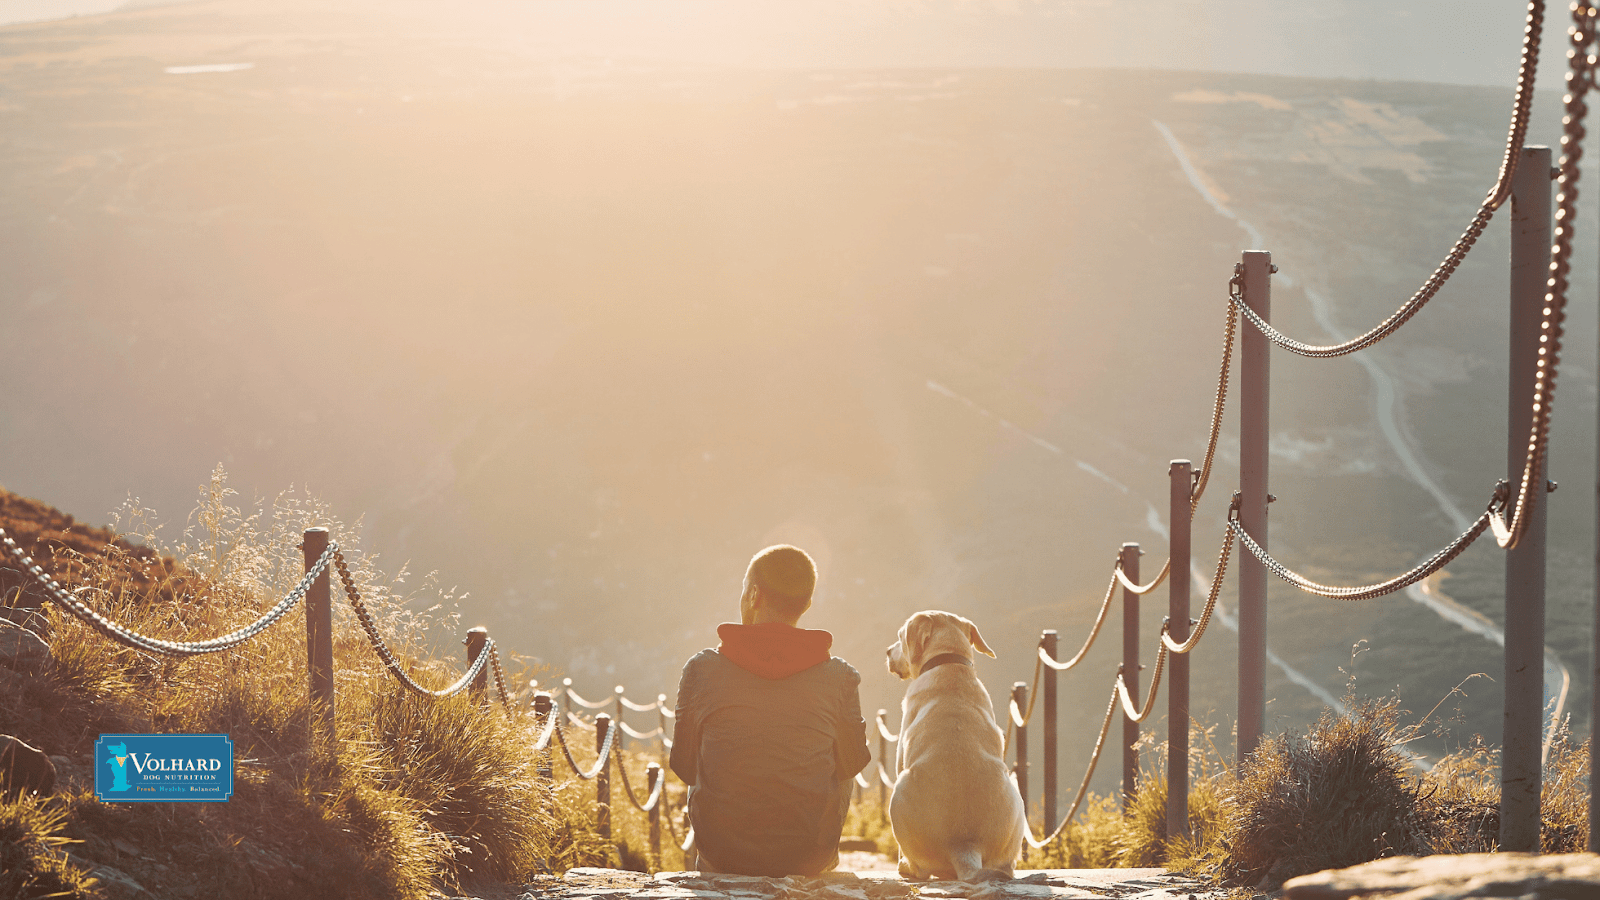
[333,549,490,698]
[1232,0,1546,358]
[1494,0,1597,548]
[0,526,329,657]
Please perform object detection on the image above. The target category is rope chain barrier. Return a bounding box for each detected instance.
[1114,290,1239,599]
[1494,0,1598,549]
[1043,566,1120,672]
[876,712,899,743]
[1116,524,1233,724]
[1234,500,1495,601]
[549,709,616,780]
[488,643,514,713]
[612,746,665,813]
[533,703,560,753]
[1,526,332,657]
[565,686,614,710]
[1005,284,1241,748]
[333,550,492,698]
[1230,0,1545,359]
[1024,678,1122,850]
[620,722,664,740]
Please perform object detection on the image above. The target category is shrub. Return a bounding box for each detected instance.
[1026,723,1231,873]
[0,792,96,900]
[1222,697,1429,889]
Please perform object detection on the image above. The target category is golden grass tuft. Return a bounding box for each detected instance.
[1,466,698,898]
[1220,697,1431,887]
[0,791,97,899]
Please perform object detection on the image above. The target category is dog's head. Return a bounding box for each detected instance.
[886,610,996,680]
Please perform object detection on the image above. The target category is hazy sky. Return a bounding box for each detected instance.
[0,0,1567,88]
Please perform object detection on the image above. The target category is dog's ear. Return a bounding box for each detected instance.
[906,613,931,666]
[963,616,997,658]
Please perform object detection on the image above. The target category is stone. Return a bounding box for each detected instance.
[0,734,55,798]
[0,609,49,671]
[566,868,649,881]
[986,885,1056,898]
[810,885,869,900]
[90,863,154,899]
[1282,852,1600,900]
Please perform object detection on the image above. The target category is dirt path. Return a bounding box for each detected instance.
[447,866,1233,900]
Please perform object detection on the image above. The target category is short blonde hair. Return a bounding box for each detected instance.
[746,545,816,619]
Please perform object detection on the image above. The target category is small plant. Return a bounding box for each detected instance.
[1026,722,1232,873]
[1222,696,1430,889]
[842,782,898,858]
[0,792,97,899]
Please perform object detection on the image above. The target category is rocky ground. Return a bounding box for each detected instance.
[454,866,1232,900]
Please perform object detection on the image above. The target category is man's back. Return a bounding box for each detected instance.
[670,627,871,877]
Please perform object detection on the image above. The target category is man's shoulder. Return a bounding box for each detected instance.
[821,656,862,682]
[681,647,724,673]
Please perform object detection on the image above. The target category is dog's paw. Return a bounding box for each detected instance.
[897,858,926,881]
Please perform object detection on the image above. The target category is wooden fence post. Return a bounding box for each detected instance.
[533,692,554,781]
[302,527,335,744]
[647,763,662,869]
[596,713,612,841]
[1013,681,1028,824]
[465,627,489,704]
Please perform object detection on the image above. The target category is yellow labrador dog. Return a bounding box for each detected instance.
[885,610,1024,882]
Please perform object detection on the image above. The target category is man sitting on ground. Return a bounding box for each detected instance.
[670,545,872,876]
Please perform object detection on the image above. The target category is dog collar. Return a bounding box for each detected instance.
[918,652,973,676]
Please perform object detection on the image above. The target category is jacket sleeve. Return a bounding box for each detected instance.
[833,663,872,780]
[668,655,701,786]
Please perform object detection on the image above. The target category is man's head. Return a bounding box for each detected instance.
[739,544,817,626]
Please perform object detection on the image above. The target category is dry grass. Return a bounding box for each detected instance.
[1220,697,1431,888]
[1026,722,1232,873]
[1025,696,1591,892]
[0,792,98,899]
[0,467,689,899]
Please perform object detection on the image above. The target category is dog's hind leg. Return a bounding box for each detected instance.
[897,856,928,881]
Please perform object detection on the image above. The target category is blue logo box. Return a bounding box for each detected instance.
[94,734,234,802]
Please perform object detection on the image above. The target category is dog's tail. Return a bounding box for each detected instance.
[951,846,1010,883]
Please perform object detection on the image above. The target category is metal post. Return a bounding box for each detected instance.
[1503,144,1552,853]
[1013,681,1029,823]
[647,763,663,869]
[596,712,612,841]
[562,677,573,724]
[1120,542,1141,808]
[1594,186,1600,858]
[302,527,335,744]
[1238,250,1272,763]
[533,692,554,781]
[615,685,626,733]
[1168,460,1192,841]
[1593,203,1600,855]
[465,627,489,705]
[1041,630,1058,834]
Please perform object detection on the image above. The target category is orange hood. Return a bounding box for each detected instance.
[716,622,833,680]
